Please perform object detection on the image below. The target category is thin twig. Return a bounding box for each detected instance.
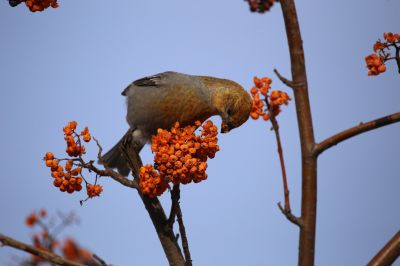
[93,253,108,266]
[265,99,300,226]
[274,68,294,88]
[315,112,400,155]
[367,230,400,266]
[0,233,85,266]
[172,185,193,266]
[274,68,307,89]
[80,159,139,189]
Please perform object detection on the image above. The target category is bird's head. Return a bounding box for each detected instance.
[201,77,252,133]
[219,89,252,133]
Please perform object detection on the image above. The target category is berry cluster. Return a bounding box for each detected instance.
[365,54,386,76]
[64,121,90,157]
[44,121,103,198]
[86,184,103,198]
[24,210,102,265]
[44,153,83,194]
[139,120,219,198]
[366,32,400,76]
[25,0,58,12]
[245,0,279,13]
[249,76,291,121]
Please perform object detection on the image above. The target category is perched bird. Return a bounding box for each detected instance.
[101,71,252,176]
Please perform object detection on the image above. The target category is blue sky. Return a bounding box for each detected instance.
[0,1,399,265]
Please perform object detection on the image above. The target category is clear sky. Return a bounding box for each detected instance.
[0,1,399,265]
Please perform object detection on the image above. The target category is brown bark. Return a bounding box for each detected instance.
[315,112,400,155]
[121,136,186,266]
[279,1,317,265]
[367,230,400,266]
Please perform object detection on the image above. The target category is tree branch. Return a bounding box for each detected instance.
[78,137,139,189]
[367,230,400,266]
[172,185,193,266]
[279,0,317,265]
[315,112,400,155]
[81,159,139,189]
[265,99,301,227]
[0,233,85,266]
[121,135,186,266]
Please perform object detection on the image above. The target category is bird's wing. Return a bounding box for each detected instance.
[121,71,178,96]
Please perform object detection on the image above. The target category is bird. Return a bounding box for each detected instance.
[100,71,252,176]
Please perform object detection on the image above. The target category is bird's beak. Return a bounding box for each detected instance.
[221,121,230,133]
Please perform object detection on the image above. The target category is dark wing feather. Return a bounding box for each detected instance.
[121,73,168,96]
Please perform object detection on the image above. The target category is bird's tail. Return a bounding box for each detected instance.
[100,130,144,176]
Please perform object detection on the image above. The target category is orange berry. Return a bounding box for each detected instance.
[44,152,54,160]
[65,160,73,171]
[63,126,73,136]
[51,171,59,178]
[25,213,37,227]
[70,167,81,176]
[53,178,62,187]
[378,64,386,73]
[82,134,91,142]
[67,121,77,130]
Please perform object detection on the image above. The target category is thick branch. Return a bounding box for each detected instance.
[367,230,400,266]
[315,112,400,155]
[280,1,317,265]
[121,135,185,266]
[0,233,85,266]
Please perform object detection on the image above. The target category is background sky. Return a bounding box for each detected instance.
[0,1,399,265]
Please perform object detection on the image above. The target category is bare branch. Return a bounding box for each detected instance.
[315,112,400,155]
[280,1,317,265]
[0,233,85,266]
[80,159,139,189]
[367,230,400,266]
[121,135,185,266]
[86,137,139,189]
[265,97,300,226]
[172,185,192,266]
